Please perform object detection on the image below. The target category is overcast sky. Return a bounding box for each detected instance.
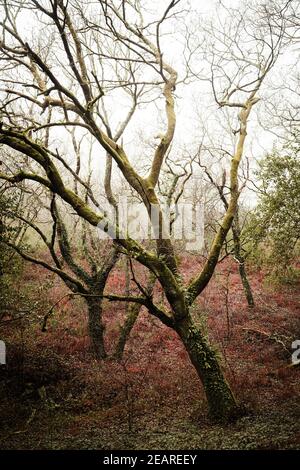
[2,0,299,210]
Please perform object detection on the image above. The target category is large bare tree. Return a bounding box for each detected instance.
[0,0,296,421]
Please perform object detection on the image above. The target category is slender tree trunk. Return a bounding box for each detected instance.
[86,298,106,360]
[114,271,156,361]
[238,262,254,308]
[114,303,141,360]
[232,216,254,308]
[113,256,136,360]
[176,314,240,422]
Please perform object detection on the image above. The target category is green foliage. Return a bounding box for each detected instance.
[0,191,24,322]
[248,136,300,281]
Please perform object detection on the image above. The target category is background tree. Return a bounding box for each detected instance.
[195,153,255,308]
[0,188,25,324]
[248,135,300,281]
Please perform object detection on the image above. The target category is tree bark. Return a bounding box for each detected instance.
[232,216,255,308]
[114,302,141,360]
[238,262,254,308]
[86,298,106,360]
[114,270,156,361]
[176,314,240,422]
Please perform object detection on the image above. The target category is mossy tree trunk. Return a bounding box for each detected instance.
[232,215,255,308]
[176,314,239,422]
[114,271,156,361]
[238,262,254,308]
[86,298,106,360]
[114,302,141,360]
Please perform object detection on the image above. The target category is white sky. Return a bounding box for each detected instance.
[2,0,299,210]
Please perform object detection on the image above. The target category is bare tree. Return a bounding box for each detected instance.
[196,157,255,308]
[0,0,296,421]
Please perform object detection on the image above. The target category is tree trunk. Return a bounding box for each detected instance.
[114,303,141,360]
[232,215,255,308]
[86,298,106,360]
[114,271,156,361]
[176,314,240,422]
[238,262,254,308]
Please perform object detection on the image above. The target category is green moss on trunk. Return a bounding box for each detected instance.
[87,299,106,360]
[176,315,240,423]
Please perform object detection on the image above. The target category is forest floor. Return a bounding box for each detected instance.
[0,256,300,450]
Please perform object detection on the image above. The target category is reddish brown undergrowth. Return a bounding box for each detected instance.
[0,254,299,449]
